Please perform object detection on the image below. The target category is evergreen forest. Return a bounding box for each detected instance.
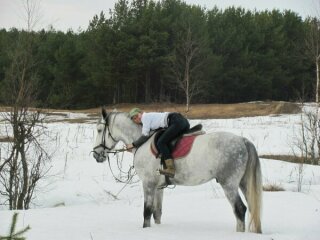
[0,0,316,109]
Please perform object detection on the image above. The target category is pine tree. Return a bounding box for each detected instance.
[0,213,31,240]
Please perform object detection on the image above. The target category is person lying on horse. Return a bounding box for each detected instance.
[126,107,190,178]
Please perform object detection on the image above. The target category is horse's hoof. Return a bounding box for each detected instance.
[143,222,151,228]
[154,219,161,224]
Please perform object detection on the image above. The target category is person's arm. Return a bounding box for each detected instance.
[127,113,151,150]
[132,135,149,148]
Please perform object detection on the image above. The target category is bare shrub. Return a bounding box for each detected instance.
[291,102,320,192]
[292,104,320,165]
[0,0,52,210]
[263,183,285,192]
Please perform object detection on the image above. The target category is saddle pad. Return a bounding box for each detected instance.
[172,135,197,159]
[151,135,198,159]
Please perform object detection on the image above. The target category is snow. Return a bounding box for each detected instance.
[1,106,320,240]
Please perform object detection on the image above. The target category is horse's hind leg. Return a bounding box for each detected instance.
[142,182,156,228]
[221,183,247,232]
[152,188,164,224]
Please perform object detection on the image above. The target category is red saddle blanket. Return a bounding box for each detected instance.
[151,135,198,159]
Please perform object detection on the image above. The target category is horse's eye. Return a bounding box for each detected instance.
[97,129,102,133]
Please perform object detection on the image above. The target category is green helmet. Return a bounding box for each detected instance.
[129,107,141,119]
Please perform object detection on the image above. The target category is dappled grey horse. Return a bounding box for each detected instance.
[92,109,262,233]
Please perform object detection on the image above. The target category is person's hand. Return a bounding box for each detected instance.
[126,144,134,152]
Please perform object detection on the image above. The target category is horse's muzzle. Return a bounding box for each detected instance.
[93,151,106,163]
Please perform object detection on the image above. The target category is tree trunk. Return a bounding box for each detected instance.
[185,79,190,112]
[17,143,29,209]
[185,59,190,112]
[9,150,18,210]
[145,71,151,103]
[316,57,320,103]
[159,75,164,102]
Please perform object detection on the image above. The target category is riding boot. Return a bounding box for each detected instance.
[159,159,175,178]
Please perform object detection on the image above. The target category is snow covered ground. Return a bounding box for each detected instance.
[0,106,320,240]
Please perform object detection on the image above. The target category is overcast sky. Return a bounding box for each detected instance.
[0,0,318,32]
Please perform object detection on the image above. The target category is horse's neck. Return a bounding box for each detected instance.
[113,112,142,144]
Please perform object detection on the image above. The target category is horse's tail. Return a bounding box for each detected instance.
[242,139,262,233]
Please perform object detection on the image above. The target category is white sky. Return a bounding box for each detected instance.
[0,0,319,32]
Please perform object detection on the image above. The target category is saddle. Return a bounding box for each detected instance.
[150,124,205,159]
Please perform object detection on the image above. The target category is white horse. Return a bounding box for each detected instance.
[93,109,262,233]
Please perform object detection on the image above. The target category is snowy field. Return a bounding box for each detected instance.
[0,106,320,240]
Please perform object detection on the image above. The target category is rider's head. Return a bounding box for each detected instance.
[129,108,142,124]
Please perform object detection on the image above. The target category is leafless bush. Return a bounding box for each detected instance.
[292,104,320,165]
[291,102,320,191]
[0,0,52,210]
[263,183,285,192]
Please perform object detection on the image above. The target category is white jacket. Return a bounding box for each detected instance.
[141,112,169,136]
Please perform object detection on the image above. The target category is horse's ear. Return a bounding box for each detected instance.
[101,108,107,120]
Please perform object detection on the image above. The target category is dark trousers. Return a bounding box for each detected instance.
[157,113,190,160]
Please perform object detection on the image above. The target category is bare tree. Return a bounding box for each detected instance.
[305,17,320,103]
[170,24,209,112]
[0,0,51,210]
[301,1,320,172]
[22,0,42,32]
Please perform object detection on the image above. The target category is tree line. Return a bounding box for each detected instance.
[0,0,316,109]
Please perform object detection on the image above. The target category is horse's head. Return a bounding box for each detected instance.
[92,108,119,163]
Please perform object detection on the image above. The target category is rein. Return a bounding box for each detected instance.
[106,151,137,184]
[104,148,129,155]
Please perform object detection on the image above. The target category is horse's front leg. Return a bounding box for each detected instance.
[142,182,156,228]
[153,188,164,224]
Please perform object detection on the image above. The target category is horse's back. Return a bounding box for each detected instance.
[170,131,249,186]
[193,131,248,157]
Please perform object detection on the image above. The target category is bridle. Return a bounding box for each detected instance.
[92,112,137,185]
[93,113,119,157]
